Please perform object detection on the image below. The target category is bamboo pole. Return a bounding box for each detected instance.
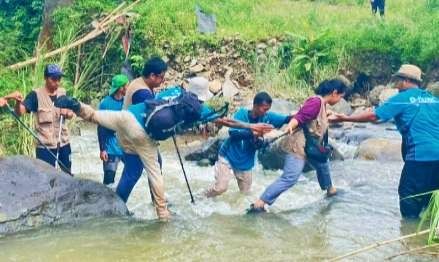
[7,0,140,71]
[385,243,439,260]
[328,229,430,262]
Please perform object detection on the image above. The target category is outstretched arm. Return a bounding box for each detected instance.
[329,111,377,123]
[215,117,274,135]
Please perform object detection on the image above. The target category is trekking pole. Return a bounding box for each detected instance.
[265,131,289,145]
[55,115,64,170]
[172,135,195,204]
[5,104,73,176]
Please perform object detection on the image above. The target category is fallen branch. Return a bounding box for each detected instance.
[7,0,140,70]
[385,243,439,260]
[328,229,430,262]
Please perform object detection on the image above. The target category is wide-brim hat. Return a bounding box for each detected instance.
[392,64,423,83]
[109,74,129,96]
[187,77,213,102]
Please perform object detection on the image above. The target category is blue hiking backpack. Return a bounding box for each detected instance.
[144,88,202,140]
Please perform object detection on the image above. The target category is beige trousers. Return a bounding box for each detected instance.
[205,156,252,197]
[79,104,169,219]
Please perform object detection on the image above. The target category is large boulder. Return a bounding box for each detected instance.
[328,98,352,115]
[184,138,224,165]
[368,85,397,106]
[355,138,402,161]
[330,122,400,145]
[245,98,298,115]
[0,156,129,235]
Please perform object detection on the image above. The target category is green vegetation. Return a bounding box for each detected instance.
[1,0,439,156]
[419,190,439,244]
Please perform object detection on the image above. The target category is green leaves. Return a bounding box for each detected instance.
[278,32,333,82]
[418,190,439,245]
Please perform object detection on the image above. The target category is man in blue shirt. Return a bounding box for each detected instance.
[330,64,439,219]
[97,74,128,187]
[205,92,291,197]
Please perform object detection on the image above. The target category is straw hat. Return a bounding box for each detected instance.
[393,64,423,83]
[187,77,213,101]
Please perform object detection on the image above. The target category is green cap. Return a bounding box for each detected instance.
[109,74,129,96]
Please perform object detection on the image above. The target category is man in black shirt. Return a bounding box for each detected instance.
[6,64,74,173]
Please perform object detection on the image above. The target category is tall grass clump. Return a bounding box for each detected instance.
[418,190,439,245]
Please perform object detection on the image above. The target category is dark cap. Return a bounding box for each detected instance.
[44,64,64,78]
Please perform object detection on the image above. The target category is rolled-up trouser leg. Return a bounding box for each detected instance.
[235,171,252,193]
[307,159,332,190]
[205,157,235,197]
[116,153,143,202]
[260,153,305,205]
[103,155,121,184]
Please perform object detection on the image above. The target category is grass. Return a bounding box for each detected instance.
[419,190,439,244]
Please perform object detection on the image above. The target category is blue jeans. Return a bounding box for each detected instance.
[116,153,144,202]
[260,153,333,205]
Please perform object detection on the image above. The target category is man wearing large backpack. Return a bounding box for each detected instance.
[54,77,273,220]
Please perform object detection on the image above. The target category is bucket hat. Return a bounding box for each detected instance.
[187,77,213,102]
[393,64,422,83]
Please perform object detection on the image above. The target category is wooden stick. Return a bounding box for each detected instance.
[328,229,430,262]
[385,243,439,260]
[74,45,81,85]
[7,0,140,70]
[99,2,126,26]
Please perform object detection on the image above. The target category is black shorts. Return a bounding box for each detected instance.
[36,144,72,174]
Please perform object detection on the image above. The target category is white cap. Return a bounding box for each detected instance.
[187,77,213,102]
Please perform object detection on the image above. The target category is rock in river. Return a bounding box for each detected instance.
[0,156,129,235]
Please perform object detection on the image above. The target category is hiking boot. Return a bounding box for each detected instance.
[326,186,337,197]
[246,203,267,214]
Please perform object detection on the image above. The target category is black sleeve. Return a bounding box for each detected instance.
[22,91,38,113]
[97,125,108,152]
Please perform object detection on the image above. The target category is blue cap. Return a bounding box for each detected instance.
[44,64,64,78]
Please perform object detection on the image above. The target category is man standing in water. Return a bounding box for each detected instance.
[330,64,439,219]
[204,92,289,197]
[5,64,74,173]
[97,74,128,187]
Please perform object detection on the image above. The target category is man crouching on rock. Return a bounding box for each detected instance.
[53,84,273,221]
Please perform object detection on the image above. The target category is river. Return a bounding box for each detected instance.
[0,127,434,261]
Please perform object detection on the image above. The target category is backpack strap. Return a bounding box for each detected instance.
[144,100,178,129]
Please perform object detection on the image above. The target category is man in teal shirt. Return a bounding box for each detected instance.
[97,74,128,186]
[330,64,439,219]
[205,92,291,197]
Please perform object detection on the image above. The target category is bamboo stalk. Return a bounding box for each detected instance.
[7,0,140,70]
[98,2,126,26]
[385,243,439,260]
[74,45,81,85]
[328,230,430,262]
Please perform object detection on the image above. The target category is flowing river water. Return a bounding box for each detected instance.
[0,126,435,261]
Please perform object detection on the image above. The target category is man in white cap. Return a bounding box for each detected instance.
[330,64,439,219]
